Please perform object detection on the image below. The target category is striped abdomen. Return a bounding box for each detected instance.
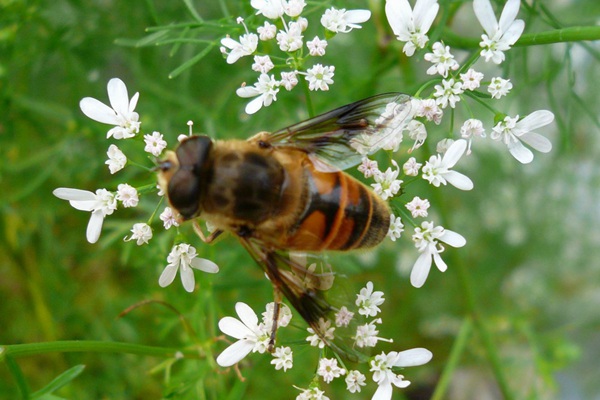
[286,165,390,251]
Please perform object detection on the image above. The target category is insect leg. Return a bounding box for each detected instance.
[192,220,223,243]
[268,288,283,353]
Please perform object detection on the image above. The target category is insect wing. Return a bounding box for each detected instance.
[267,93,413,171]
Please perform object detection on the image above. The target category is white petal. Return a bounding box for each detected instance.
[107,78,129,117]
[440,229,466,247]
[508,139,534,164]
[236,86,260,98]
[180,265,196,292]
[245,96,265,114]
[500,19,524,46]
[220,37,239,50]
[86,210,104,243]
[432,251,448,272]
[53,188,95,201]
[442,139,467,168]
[444,170,474,191]
[394,348,433,367]
[410,251,432,288]
[345,9,371,24]
[519,132,552,153]
[236,302,259,329]
[473,0,498,37]
[219,316,255,339]
[79,97,119,125]
[372,380,393,400]
[216,340,254,367]
[129,92,139,113]
[158,264,178,288]
[190,258,219,273]
[498,0,521,35]
[414,0,439,31]
[515,110,554,132]
[385,0,412,36]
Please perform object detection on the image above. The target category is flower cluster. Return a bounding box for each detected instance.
[220,3,371,113]
[216,283,432,400]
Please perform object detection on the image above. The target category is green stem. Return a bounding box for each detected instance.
[443,26,600,49]
[4,355,30,400]
[301,77,315,118]
[0,341,203,360]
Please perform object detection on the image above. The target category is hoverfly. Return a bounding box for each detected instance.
[157,93,412,354]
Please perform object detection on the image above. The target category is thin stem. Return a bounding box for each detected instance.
[301,78,315,118]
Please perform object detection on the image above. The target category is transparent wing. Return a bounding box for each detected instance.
[263,93,413,171]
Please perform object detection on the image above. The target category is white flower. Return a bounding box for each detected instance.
[251,55,274,74]
[345,370,367,393]
[276,23,303,52]
[306,36,328,56]
[220,33,258,64]
[284,0,306,17]
[460,68,484,90]
[371,163,402,201]
[305,64,334,91]
[216,302,270,367]
[413,98,443,124]
[143,131,167,157]
[387,214,404,242]
[424,42,459,77]
[257,21,277,40]
[354,319,392,348]
[159,243,219,293]
[488,76,513,99]
[124,222,152,245]
[411,221,466,287]
[334,306,354,327]
[407,120,427,152]
[422,139,473,190]
[251,0,284,19]
[317,358,346,383]
[277,71,297,91]
[53,188,117,243]
[296,387,329,400]
[460,119,486,154]
[403,157,422,176]
[370,348,433,400]
[433,78,463,109]
[271,346,293,371]
[116,183,139,208]
[236,74,280,114]
[105,144,127,174]
[358,157,380,178]
[491,111,554,164]
[356,281,385,317]
[474,0,525,64]
[321,7,371,33]
[385,0,439,56]
[79,78,140,139]
[261,302,292,331]
[159,207,179,229]
[306,318,335,348]
[406,196,430,218]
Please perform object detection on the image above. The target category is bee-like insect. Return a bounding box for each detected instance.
[157,93,412,352]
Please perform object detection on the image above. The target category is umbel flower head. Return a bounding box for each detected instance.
[158,243,219,292]
[474,0,525,64]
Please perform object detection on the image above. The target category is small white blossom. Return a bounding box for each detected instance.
[143,131,167,157]
[124,222,152,245]
[406,196,430,218]
[358,157,380,178]
[251,0,284,19]
[159,207,179,230]
[105,144,127,174]
[305,64,334,91]
[317,358,346,383]
[261,302,293,331]
[424,42,459,77]
[271,346,293,371]
[491,111,554,164]
[280,71,299,91]
[460,68,484,91]
[53,188,117,243]
[159,243,219,293]
[252,55,275,73]
[385,0,440,56]
[488,76,513,99]
[306,36,328,56]
[460,119,486,154]
[116,183,139,208]
[387,214,404,242]
[321,7,371,33]
[474,0,525,64]
[335,306,355,327]
[306,318,335,348]
[422,139,473,190]
[436,138,455,154]
[411,221,466,287]
[407,120,427,152]
[276,23,303,52]
[413,98,443,124]
[354,318,392,348]
[370,348,433,400]
[356,281,385,317]
[433,78,463,109]
[80,78,140,139]
[296,387,329,400]
[220,33,258,64]
[345,370,367,393]
[403,157,422,176]
[236,74,280,114]
[371,163,402,201]
[216,302,270,367]
[284,0,306,17]
[257,21,277,40]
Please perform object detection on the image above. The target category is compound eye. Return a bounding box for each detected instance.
[168,169,200,220]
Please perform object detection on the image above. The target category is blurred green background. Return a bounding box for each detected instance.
[1,0,599,399]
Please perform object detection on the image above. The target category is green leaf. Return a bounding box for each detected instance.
[168,44,216,79]
[30,365,86,400]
